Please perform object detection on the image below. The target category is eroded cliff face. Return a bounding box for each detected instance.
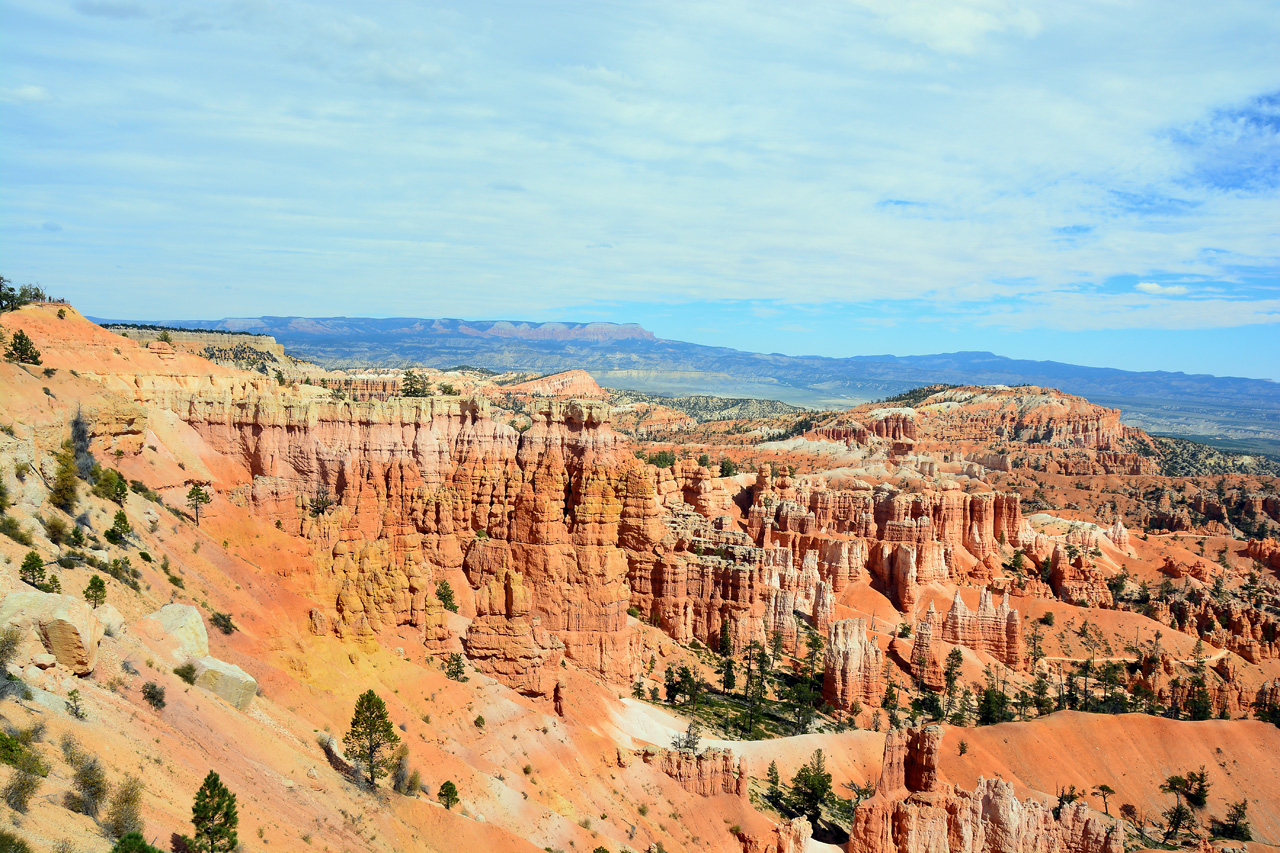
[849,726,1124,853]
[168,392,641,687]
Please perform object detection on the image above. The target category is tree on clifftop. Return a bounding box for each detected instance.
[186,484,211,526]
[344,689,400,787]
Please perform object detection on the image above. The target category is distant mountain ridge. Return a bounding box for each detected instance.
[93,314,1280,450]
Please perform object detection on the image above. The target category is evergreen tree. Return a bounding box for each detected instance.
[1092,784,1114,816]
[445,653,469,682]
[789,749,832,823]
[438,780,459,810]
[435,579,459,613]
[943,647,964,715]
[186,484,212,526]
[49,442,79,512]
[84,574,107,608]
[112,833,162,853]
[1220,799,1252,841]
[767,760,781,797]
[4,329,41,365]
[719,618,733,657]
[720,655,736,693]
[344,689,401,787]
[19,551,44,588]
[1032,672,1054,716]
[191,770,238,853]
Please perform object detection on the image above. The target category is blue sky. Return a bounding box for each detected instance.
[3,1,1279,378]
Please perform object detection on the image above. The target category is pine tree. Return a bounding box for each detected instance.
[344,689,401,787]
[767,760,781,797]
[186,484,212,526]
[445,653,469,682]
[719,618,733,656]
[191,770,238,853]
[438,780,459,810]
[4,329,41,365]
[435,579,459,613]
[112,833,162,853]
[789,749,832,823]
[84,574,107,608]
[49,441,79,512]
[19,551,45,588]
[720,656,736,693]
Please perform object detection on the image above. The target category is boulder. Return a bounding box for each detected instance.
[190,656,257,710]
[0,591,104,675]
[133,604,208,662]
[96,603,126,639]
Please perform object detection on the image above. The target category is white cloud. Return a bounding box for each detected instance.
[0,85,50,103]
[1,0,1278,351]
[1135,282,1191,296]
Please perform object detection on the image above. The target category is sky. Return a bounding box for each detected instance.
[2,0,1279,379]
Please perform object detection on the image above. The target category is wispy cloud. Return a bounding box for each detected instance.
[1135,281,1190,296]
[1,0,1278,377]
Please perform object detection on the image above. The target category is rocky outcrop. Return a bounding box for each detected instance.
[0,591,104,675]
[647,748,747,798]
[190,656,258,710]
[463,568,564,697]
[1048,545,1114,608]
[503,370,605,399]
[739,817,811,853]
[941,589,1025,670]
[848,725,1124,853]
[823,618,884,714]
[1247,538,1280,573]
[132,604,209,663]
[173,392,640,683]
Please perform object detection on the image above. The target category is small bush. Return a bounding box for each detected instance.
[0,830,32,853]
[42,515,70,545]
[1039,612,1055,627]
[2,752,44,812]
[70,755,110,817]
[0,515,33,546]
[0,625,22,669]
[141,682,165,710]
[210,611,236,635]
[174,663,198,685]
[106,775,145,839]
[60,733,85,767]
[473,715,485,729]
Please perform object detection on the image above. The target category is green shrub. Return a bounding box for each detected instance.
[141,682,165,710]
[106,775,146,839]
[210,611,236,635]
[0,515,33,545]
[2,752,45,812]
[0,829,33,852]
[70,756,110,817]
[175,663,198,685]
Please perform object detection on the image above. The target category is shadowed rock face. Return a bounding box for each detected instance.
[850,725,1124,853]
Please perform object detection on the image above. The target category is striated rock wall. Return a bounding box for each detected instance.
[170,391,640,684]
[647,748,747,798]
